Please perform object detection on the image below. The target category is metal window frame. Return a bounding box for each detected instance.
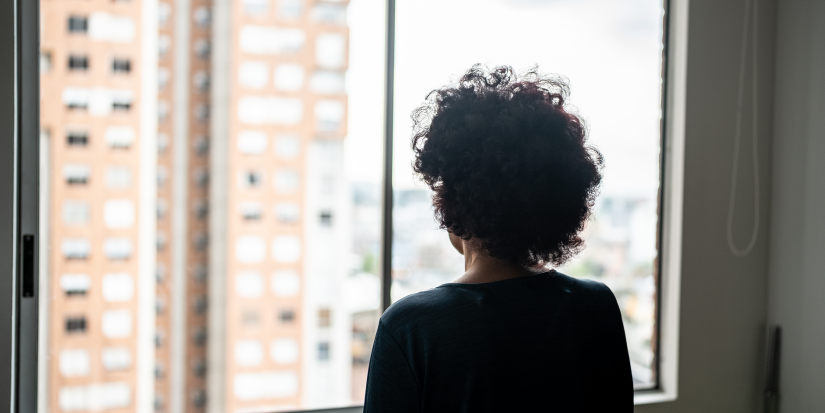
[4,0,685,410]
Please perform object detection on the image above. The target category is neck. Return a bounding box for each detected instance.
[452,241,546,284]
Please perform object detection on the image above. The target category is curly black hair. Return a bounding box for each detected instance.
[411,65,603,267]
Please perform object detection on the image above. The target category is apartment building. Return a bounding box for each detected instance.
[210,0,353,410]
[39,0,157,411]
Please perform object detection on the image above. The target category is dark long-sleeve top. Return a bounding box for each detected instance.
[363,271,633,413]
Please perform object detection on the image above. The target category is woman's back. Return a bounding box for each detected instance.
[364,272,633,412]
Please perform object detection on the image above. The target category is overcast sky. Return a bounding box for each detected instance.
[344,0,664,197]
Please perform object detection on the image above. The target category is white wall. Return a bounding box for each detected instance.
[767,0,825,411]
[638,0,777,411]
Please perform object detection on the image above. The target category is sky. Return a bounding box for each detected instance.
[344,0,665,197]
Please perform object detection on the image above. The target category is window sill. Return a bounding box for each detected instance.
[634,389,678,405]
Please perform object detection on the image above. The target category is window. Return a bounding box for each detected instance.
[278,309,295,324]
[279,0,303,19]
[102,347,132,371]
[68,16,88,33]
[270,339,298,364]
[317,342,330,361]
[66,130,88,146]
[239,61,268,89]
[112,58,131,74]
[238,131,267,154]
[103,238,133,260]
[319,210,333,227]
[59,349,91,377]
[239,170,262,188]
[63,164,90,185]
[33,0,667,410]
[60,274,91,296]
[243,0,269,16]
[318,308,331,327]
[40,51,52,73]
[274,63,304,91]
[67,55,88,71]
[240,202,263,221]
[106,167,132,188]
[193,7,211,27]
[105,126,134,149]
[65,317,87,334]
[312,4,346,25]
[62,239,91,260]
[62,201,89,225]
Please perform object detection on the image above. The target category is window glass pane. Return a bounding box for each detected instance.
[392,0,665,389]
[40,0,384,411]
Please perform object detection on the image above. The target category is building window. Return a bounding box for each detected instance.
[112,58,131,74]
[102,347,132,371]
[156,331,165,348]
[158,2,171,27]
[61,239,90,260]
[194,103,210,121]
[243,0,269,15]
[67,55,89,72]
[275,134,300,158]
[158,35,171,57]
[315,99,344,131]
[192,359,207,377]
[156,296,165,315]
[157,166,168,187]
[63,201,90,225]
[193,7,211,27]
[310,70,345,94]
[240,202,262,221]
[103,200,135,229]
[311,4,346,25]
[63,164,90,185]
[240,170,262,188]
[274,169,300,193]
[63,88,89,110]
[235,236,265,263]
[317,342,330,361]
[319,210,333,227]
[318,308,331,328]
[106,166,132,189]
[195,39,211,59]
[279,0,303,19]
[59,349,90,377]
[193,200,208,219]
[40,51,52,74]
[102,310,132,338]
[239,61,268,89]
[157,199,167,220]
[158,67,170,90]
[270,339,298,364]
[68,16,88,33]
[316,33,346,69]
[192,265,207,283]
[60,274,90,296]
[271,270,300,296]
[156,264,167,284]
[157,232,167,252]
[65,317,87,334]
[235,272,264,297]
[275,202,300,224]
[102,273,134,303]
[104,238,133,260]
[192,328,207,346]
[193,70,209,92]
[235,340,264,366]
[278,309,295,324]
[274,63,304,91]
[157,133,169,153]
[112,94,132,111]
[238,131,267,154]
[194,136,209,155]
[192,232,208,251]
[193,168,209,188]
[105,126,135,149]
[66,130,88,147]
[272,236,301,263]
[194,296,208,314]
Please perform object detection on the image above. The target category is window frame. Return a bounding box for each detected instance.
[3,0,687,412]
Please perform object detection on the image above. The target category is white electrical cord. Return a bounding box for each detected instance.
[727,0,760,257]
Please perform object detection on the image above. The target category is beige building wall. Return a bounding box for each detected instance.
[217,0,350,411]
[40,0,156,412]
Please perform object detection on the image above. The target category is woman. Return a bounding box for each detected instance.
[363,65,633,412]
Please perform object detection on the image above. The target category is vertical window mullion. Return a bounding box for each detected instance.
[380,0,397,313]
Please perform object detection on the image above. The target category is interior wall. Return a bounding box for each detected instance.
[637,0,776,411]
[767,0,825,411]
